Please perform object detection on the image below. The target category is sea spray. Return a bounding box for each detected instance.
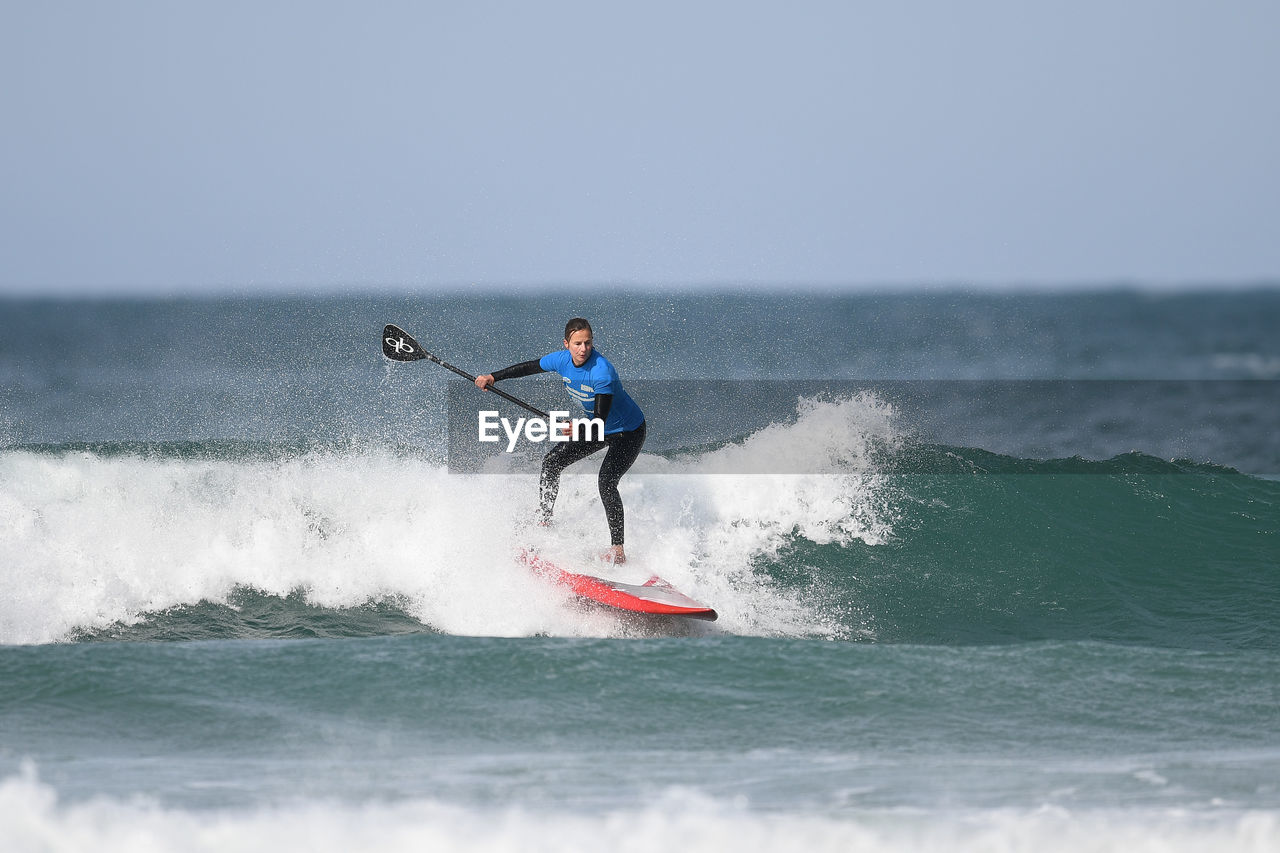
[0,396,905,644]
[5,391,1277,648]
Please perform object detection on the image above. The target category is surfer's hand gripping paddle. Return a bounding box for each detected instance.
[382,324,550,419]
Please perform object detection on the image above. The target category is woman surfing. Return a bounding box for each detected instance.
[475,318,645,564]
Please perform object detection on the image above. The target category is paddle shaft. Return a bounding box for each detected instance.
[426,352,551,420]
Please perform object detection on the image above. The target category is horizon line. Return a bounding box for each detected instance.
[3,278,1279,300]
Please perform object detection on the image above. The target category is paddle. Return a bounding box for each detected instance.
[381,324,551,419]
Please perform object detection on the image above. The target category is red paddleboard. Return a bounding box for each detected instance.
[518,549,718,621]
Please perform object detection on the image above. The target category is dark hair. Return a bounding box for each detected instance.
[564,318,592,340]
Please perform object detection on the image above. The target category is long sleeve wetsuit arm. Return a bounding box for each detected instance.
[593,393,613,425]
[490,360,546,382]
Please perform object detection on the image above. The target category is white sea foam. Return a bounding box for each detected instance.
[1,767,1276,853]
[0,397,898,645]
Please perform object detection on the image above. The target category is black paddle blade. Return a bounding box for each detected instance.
[382,324,428,361]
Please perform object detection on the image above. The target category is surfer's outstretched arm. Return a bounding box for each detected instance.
[475,360,546,391]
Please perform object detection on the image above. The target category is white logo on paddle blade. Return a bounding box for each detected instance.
[386,336,415,354]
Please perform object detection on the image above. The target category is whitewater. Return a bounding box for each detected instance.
[1,395,896,645]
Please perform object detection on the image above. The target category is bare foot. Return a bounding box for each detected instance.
[601,545,626,565]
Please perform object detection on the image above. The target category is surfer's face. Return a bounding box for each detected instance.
[565,329,593,366]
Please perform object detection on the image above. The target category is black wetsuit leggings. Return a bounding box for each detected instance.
[538,421,646,546]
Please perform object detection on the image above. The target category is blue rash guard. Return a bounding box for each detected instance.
[538,349,644,435]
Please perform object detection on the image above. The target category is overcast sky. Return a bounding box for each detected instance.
[2,1,1277,295]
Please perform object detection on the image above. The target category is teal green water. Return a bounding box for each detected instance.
[3,635,1277,812]
[1,292,1278,849]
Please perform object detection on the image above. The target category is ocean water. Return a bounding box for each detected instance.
[1,290,1278,851]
